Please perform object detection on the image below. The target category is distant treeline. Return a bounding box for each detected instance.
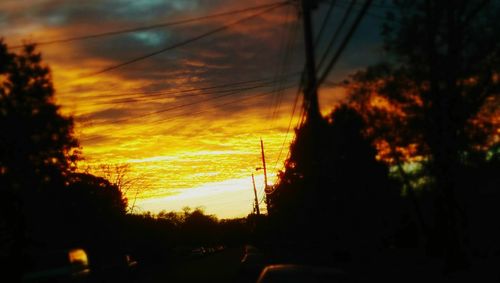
[122,208,252,263]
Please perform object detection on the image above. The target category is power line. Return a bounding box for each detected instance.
[90,72,300,103]
[93,79,294,106]
[146,84,296,126]
[269,94,305,190]
[272,75,306,176]
[64,72,298,101]
[88,2,289,76]
[316,0,357,72]
[317,0,373,86]
[333,0,403,24]
[107,81,297,124]
[314,0,337,46]
[273,71,303,171]
[270,7,300,123]
[9,1,289,49]
[82,84,297,142]
[329,0,395,10]
[267,3,294,122]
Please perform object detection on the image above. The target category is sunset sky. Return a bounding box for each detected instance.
[0,0,388,218]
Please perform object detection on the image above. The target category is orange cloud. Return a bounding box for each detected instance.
[1,0,383,218]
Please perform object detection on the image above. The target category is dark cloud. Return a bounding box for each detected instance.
[5,0,212,27]
[2,0,384,125]
[77,107,132,122]
[0,1,390,217]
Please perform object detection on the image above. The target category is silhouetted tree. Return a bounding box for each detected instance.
[59,173,130,270]
[270,105,402,261]
[346,0,500,270]
[66,173,127,217]
[0,41,79,191]
[0,40,79,276]
[182,207,219,246]
[87,163,143,213]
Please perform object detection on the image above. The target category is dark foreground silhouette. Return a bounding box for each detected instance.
[2,0,500,282]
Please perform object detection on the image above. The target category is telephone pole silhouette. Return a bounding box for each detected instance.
[300,0,321,122]
[251,173,260,216]
[260,138,271,213]
[261,1,321,215]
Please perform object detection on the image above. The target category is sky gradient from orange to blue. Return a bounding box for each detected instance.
[0,0,386,218]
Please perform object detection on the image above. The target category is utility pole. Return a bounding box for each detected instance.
[260,138,271,213]
[260,138,268,192]
[251,173,260,216]
[300,0,321,122]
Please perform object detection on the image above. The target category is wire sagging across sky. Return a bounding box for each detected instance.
[8,1,290,49]
[88,2,289,76]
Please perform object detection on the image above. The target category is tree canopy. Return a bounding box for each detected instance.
[270,105,401,257]
[0,41,130,278]
[0,40,79,192]
[344,0,500,270]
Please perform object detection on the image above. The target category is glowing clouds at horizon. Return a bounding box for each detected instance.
[0,0,367,218]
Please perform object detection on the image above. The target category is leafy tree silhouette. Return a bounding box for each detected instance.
[1,40,80,276]
[0,41,79,191]
[270,105,402,262]
[61,173,129,272]
[345,0,500,271]
[66,173,127,219]
[181,208,219,246]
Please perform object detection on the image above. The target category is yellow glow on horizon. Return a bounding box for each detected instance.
[56,70,340,218]
[135,174,272,219]
[1,2,347,219]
